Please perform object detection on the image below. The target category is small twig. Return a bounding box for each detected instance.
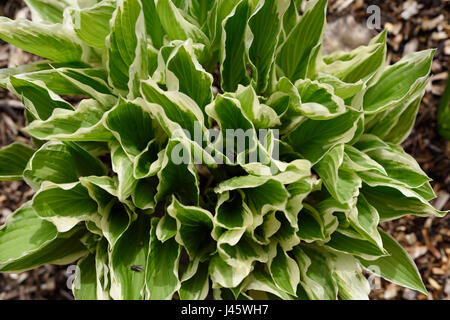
[422,229,442,260]
[0,100,24,110]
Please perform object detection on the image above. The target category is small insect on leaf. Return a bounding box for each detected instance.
[131,265,144,272]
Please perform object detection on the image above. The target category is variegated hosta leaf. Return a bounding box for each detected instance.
[73,253,98,300]
[145,217,181,300]
[276,0,327,81]
[0,0,446,301]
[0,203,87,273]
[32,181,100,232]
[110,214,150,300]
[7,76,74,121]
[318,30,387,84]
[164,41,213,112]
[0,17,85,63]
[247,0,289,94]
[0,143,35,181]
[286,109,361,164]
[24,141,107,189]
[70,1,116,49]
[25,99,113,142]
[220,0,251,92]
[106,0,148,96]
[155,0,209,46]
[358,230,427,294]
[24,0,77,24]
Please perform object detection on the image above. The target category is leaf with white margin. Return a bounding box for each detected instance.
[24,141,107,189]
[95,239,111,300]
[101,201,132,248]
[79,175,117,211]
[79,176,132,246]
[0,17,84,62]
[246,266,294,300]
[25,99,112,142]
[341,145,386,175]
[297,203,328,243]
[246,180,289,217]
[156,0,209,46]
[179,259,210,300]
[188,0,214,30]
[319,30,387,83]
[214,191,253,232]
[145,217,181,300]
[206,0,241,52]
[216,232,269,286]
[73,253,97,300]
[0,61,83,86]
[293,245,338,300]
[285,177,321,229]
[220,0,251,92]
[206,95,260,164]
[348,194,383,250]
[325,227,387,260]
[269,213,300,252]
[215,175,290,223]
[132,178,157,210]
[24,0,76,23]
[362,185,446,221]
[142,0,165,49]
[155,139,199,205]
[276,0,327,81]
[360,144,431,190]
[354,133,390,153]
[266,77,305,134]
[316,73,364,101]
[0,143,35,181]
[137,91,218,169]
[140,79,205,138]
[110,213,150,300]
[413,182,436,202]
[248,0,289,93]
[358,230,427,295]
[250,211,281,246]
[0,202,57,267]
[105,98,156,158]
[295,79,347,120]
[268,245,300,296]
[281,0,302,36]
[106,0,148,96]
[363,49,434,114]
[167,196,215,260]
[226,85,280,129]
[133,140,162,179]
[286,109,361,164]
[328,251,370,300]
[16,67,117,108]
[32,181,100,232]
[8,76,73,121]
[110,142,138,202]
[314,144,362,204]
[165,41,213,112]
[156,214,177,243]
[0,222,87,273]
[209,253,244,289]
[373,96,422,144]
[70,1,116,49]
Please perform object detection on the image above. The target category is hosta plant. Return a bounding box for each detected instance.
[0,0,447,300]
